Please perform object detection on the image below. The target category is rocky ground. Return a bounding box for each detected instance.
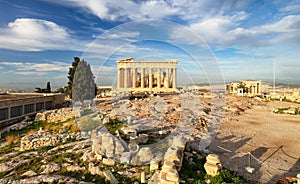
[0,92,299,183]
[210,97,300,183]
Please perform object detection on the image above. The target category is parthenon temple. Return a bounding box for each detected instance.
[117,58,179,93]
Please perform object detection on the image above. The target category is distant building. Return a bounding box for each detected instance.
[227,80,262,96]
[0,93,65,127]
[96,86,113,98]
[270,88,300,103]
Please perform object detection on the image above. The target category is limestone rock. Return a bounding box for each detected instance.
[141,171,146,183]
[35,113,46,121]
[103,170,119,184]
[120,127,137,137]
[20,133,65,151]
[131,155,141,166]
[92,137,103,156]
[204,162,222,176]
[0,159,30,173]
[66,165,83,172]
[164,146,180,162]
[40,163,61,174]
[150,158,160,172]
[120,152,131,164]
[89,163,102,175]
[92,129,127,162]
[172,136,186,149]
[137,147,154,163]
[166,169,179,182]
[162,161,175,173]
[206,154,221,165]
[103,158,115,166]
[115,137,126,155]
[138,134,149,144]
[103,117,110,124]
[204,154,222,176]
[22,170,37,177]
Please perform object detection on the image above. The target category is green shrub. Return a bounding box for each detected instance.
[180,155,248,184]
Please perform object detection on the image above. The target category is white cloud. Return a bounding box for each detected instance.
[0,61,69,73]
[0,18,86,51]
[279,0,300,14]
[172,14,300,49]
[44,0,180,21]
[99,31,140,40]
[45,0,255,23]
[15,71,46,76]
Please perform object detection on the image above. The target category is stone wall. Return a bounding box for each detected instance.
[20,130,82,151]
[35,108,74,123]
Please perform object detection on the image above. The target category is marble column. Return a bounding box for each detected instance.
[149,68,153,89]
[124,68,128,88]
[141,68,145,88]
[127,68,131,88]
[172,68,176,89]
[118,68,122,89]
[165,68,170,88]
[132,68,137,88]
[157,68,161,88]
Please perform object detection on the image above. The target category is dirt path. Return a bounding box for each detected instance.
[209,100,300,183]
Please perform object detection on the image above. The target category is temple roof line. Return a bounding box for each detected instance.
[117,58,179,63]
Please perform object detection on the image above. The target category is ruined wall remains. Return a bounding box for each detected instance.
[20,130,83,151]
[35,108,74,123]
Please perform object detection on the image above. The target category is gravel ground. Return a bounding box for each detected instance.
[209,99,300,183]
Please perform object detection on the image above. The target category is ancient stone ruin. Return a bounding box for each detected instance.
[20,130,83,151]
[204,154,223,176]
[35,108,74,123]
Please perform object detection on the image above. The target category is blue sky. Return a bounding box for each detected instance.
[0,0,300,88]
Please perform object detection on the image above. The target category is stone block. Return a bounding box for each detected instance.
[166,169,179,182]
[204,162,222,176]
[131,155,141,166]
[150,159,160,172]
[88,163,102,175]
[164,146,180,162]
[103,170,119,184]
[206,154,221,165]
[137,147,154,163]
[172,136,186,149]
[102,158,115,166]
[138,134,149,144]
[120,152,131,164]
[160,178,178,184]
[162,161,175,173]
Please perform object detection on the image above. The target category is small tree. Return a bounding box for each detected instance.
[35,87,42,93]
[67,57,80,98]
[45,82,51,93]
[35,81,51,93]
[72,59,96,102]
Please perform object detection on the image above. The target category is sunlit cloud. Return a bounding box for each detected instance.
[0,61,69,73]
[0,18,87,51]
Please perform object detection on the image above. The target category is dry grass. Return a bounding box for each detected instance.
[70,123,80,133]
[51,126,60,133]
[25,129,36,136]
[44,123,51,131]
[6,135,19,145]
